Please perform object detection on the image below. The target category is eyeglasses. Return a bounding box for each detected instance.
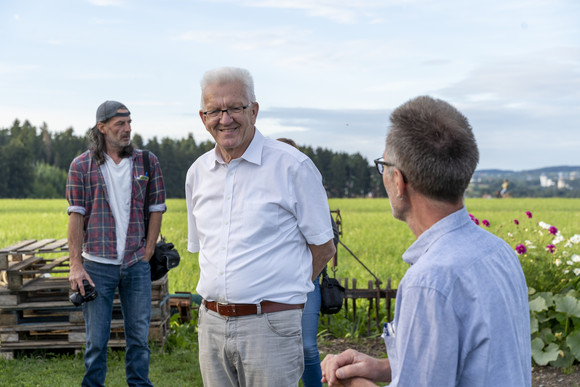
[202,103,252,119]
[374,157,408,183]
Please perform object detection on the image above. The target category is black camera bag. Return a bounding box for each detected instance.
[143,150,180,281]
[150,239,181,281]
[320,267,345,315]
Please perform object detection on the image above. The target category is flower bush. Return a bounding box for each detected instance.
[470,211,580,369]
[471,211,580,294]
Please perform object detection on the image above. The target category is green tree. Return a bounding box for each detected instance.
[52,128,87,170]
[31,162,68,198]
[0,138,34,198]
[348,153,371,197]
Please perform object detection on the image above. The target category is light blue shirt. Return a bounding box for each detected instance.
[385,207,531,386]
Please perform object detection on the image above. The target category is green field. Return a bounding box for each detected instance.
[1,198,579,293]
[1,198,580,384]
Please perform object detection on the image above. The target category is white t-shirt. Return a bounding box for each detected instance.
[83,154,131,265]
[186,129,334,305]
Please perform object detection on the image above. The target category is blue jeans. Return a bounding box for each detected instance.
[301,276,322,387]
[82,260,153,387]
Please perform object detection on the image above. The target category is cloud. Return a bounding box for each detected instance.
[258,107,390,162]
[226,0,401,24]
[87,0,125,6]
[439,47,580,115]
[0,62,40,75]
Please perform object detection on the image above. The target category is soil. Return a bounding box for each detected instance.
[317,337,580,387]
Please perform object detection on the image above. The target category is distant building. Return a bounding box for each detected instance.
[557,178,569,189]
[540,174,555,187]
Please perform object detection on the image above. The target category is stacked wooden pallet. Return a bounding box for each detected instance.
[0,239,170,359]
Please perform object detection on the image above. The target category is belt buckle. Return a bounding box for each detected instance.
[217,302,232,316]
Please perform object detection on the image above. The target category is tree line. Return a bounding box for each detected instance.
[0,119,384,199]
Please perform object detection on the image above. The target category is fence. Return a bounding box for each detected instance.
[323,210,398,334]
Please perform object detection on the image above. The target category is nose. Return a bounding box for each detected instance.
[219,110,235,124]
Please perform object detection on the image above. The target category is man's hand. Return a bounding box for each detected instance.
[321,349,390,387]
[68,262,93,296]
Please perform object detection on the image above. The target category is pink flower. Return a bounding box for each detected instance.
[514,219,519,225]
[546,244,556,253]
[526,211,532,218]
[516,244,527,254]
[482,219,490,227]
[468,214,479,225]
[549,226,558,235]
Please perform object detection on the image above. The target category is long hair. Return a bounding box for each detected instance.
[88,124,134,165]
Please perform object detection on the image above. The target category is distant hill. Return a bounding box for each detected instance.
[470,166,580,198]
[475,166,580,175]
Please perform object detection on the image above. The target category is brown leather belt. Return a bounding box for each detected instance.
[203,300,304,317]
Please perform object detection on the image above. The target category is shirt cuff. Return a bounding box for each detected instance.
[67,206,86,216]
[149,203,167,213]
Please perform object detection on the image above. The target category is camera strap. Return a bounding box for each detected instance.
[142,150,151,236]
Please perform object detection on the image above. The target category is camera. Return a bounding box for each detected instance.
[69,279,98,306]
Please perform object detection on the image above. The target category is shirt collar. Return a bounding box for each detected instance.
[204,127,264,169]
[402,207,471,265]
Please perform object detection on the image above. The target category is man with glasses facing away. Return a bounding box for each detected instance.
[321,96,531,386]
[185,66,336,387]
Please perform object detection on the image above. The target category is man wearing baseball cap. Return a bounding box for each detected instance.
[66,100,166,386]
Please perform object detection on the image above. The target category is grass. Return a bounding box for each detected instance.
[3,198,579,294]
[0,346,200,386]
[1,198,579,384]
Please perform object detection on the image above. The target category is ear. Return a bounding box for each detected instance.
[199,110,207,125]
[394,168,407,198]
[250,101,259,123]
[97,122,106,134]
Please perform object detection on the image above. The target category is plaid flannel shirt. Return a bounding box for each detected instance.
[66,149,166,268]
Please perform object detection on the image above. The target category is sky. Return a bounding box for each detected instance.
[1,0,578,171]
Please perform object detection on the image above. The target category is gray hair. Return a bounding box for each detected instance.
[200,67,256,109]
[385,96,479,203]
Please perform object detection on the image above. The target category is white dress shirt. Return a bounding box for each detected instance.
[186,129,333,305]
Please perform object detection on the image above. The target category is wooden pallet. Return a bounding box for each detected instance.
[0,311,170,345]
[0,240,172,356]
[0,239,68,270]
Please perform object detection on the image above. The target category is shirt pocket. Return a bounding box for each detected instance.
[133,176,148,206]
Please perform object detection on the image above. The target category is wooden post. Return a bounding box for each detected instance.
[386,278,393,322]
[352,278,357,323]
[367,280,373,336]
[343,277,349,315]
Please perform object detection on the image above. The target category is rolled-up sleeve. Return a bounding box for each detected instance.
[148,153,167,213]
[66,158,86,216]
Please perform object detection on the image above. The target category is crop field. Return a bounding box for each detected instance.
[1,198,579,294]
[1,198,580,385]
